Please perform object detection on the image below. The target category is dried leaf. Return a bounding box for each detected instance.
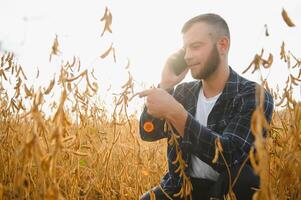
[264,24,269,37]
[36,68,39,78]
[100,7,113,36]
[280,41,287,62]
[282,8,296,27]
[49,34,60,62]
[24,84,32,97]
[44,78,55,95]
[100,43,113,59]
[124,58,130,69]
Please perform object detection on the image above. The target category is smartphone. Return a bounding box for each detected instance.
[169,49,188,76]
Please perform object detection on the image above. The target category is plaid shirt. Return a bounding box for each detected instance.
[139,67,274,192]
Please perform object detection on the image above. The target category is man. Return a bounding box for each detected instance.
[138,13,274,200]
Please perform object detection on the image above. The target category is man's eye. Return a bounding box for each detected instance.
[191,45,200,49]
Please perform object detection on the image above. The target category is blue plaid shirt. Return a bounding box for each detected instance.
[139,67,274,193]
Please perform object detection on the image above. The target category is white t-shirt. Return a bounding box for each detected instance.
[188,87,222,181]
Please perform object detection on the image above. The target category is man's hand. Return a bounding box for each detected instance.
[139,88,188,136]
[139,88,176,118]
[160,50,189,90]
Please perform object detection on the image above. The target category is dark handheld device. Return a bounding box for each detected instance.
[169,49,188,76]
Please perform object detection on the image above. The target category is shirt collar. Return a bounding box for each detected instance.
[195,66,240,100]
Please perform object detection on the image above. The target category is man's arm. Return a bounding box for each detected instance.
[168,83,274,172]
[139,49,189,142]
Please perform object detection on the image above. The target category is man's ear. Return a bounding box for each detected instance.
[217,37,230,56]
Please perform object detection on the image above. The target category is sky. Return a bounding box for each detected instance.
[0,0,300,114]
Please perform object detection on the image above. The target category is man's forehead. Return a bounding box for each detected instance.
[182,31,213,47]
[184,22,213,34]
[182,22,213,40]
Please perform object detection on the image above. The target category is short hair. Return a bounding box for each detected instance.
[181,13,230,42]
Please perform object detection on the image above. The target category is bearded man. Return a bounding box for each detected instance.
[139,13,274,200]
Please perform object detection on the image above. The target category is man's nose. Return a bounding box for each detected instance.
[184,49,193,63]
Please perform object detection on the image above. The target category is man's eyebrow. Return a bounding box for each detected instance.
[183,41,203,49]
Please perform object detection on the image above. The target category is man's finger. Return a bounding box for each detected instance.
[138,89,154,98]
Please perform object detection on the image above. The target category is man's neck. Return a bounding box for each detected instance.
[202,64,230,98]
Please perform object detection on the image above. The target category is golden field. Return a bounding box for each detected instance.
[0,7,301,200]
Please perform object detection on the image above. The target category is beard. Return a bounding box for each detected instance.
[191,45,220,80]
